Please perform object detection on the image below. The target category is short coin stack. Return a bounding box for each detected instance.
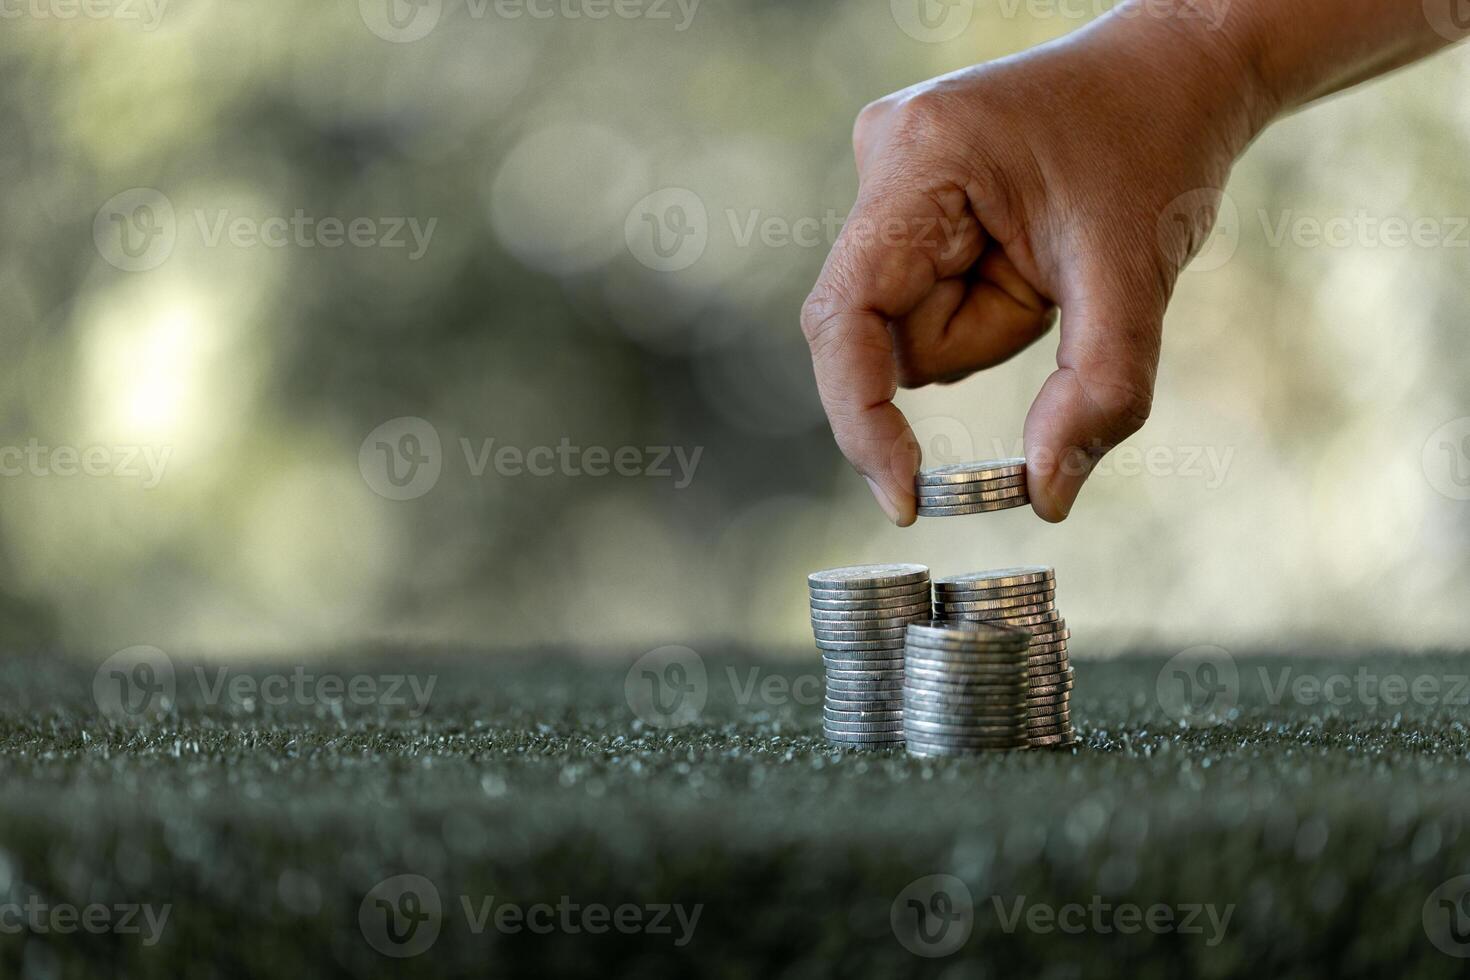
[914,458,1029,518]
[932,566,1075,748]
[902,621,1032,756]
[808,563,931,749]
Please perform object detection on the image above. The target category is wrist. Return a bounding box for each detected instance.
[1086,0,1283,157]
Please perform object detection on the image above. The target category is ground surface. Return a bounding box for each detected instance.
[2,649,1470,978]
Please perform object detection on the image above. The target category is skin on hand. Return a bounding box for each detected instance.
[800,7,1274,526]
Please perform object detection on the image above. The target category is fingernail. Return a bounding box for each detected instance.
[864,477,902,525]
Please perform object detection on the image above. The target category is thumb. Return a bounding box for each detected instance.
[1023,256,1166,521]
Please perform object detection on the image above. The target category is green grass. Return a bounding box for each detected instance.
[2,649,1470,978]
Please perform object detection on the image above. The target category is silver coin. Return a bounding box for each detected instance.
[825,707,904,721]
[824,720,906,735]
[807,564,929,590]
[811,603,930,623]
[1028,731,1077,747]
[935,598,1057,618]
[826,677,905,692]
[906,741,1023,757]
[809,592,935,612]
[934,582,1055,601]
[948,609,1061,629]
[904,688,1026,709]
[902,647,1028,667]
[914,483,1028,507]
[903,675,1029,695]
[825,698,903,712]
[915,472,1027,493]
[817,643,905,658]
[905,621,1029,645]
[904,665,1026,685]
[811,617,927,634]
[932,589,1056,610]
[917,498,1030,517]
[934,567,1054,590]
[822,656,906,671]
[825,667,906,682]
[915,459,1026,486]
[1027,679,1075,698]
[903,656,1027,677]
[904,733,1028,750]
[1026,704,1072,721]
[905,714,1026,733]
[1024,690,1071,707]
[812,625,909,641]
[808,583,931,601]
[903,707,1027,726]
[825,734,905,746]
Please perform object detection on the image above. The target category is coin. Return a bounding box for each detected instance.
[822,656,906,671]
[915,459,1026,486]
[825,676,904,691]
[1026,678,1075,697]
[903,688,1027,708]
[809,593,935,612]
[824,730,905,744]
[825,668,906,683]
[932,589,1056,610]
[903,656,1027,677]
[935,567,1054,589]
[935,598,1057,618]
[808,583,931,601]
[825,708,904,723]
[824,721,906,735]
[917,498,1030,517]
[808,564,929,590]
[903,707,1027,726]
[904,733,1028,751]
[933,582,1055,601]
[1028,731,1077,747]
[905,621,1028,644]
[825,695,903,710]
[903,665,1027,685]
[814,640,909,655]
[915,484,1029,507]
[811,625,909,641]
[1023,690,1070,707]
[810,604,930,623]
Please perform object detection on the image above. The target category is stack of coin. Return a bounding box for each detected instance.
[914,459,1029,517]
[901,621,1031,756]
[932,566,1075,748]
[808,563,931,749]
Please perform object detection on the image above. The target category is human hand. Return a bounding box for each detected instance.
[800,10,1269,524]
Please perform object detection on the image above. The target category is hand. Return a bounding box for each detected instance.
[800,11,1267,525]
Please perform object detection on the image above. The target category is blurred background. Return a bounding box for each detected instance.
[0,0,1466,658]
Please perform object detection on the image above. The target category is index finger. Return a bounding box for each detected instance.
[800,180,979,525]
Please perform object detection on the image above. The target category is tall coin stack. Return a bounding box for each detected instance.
[914,458,1029,517]
[932,566,1076,748]
[901,621,1032,756]
[808,563,931,749]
